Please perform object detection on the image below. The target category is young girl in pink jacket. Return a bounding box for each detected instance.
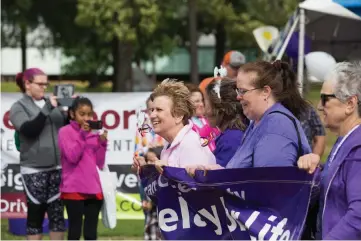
[58,97,107,240]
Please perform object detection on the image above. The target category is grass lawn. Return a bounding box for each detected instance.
[1,219,143,240]
[0,80,336,239]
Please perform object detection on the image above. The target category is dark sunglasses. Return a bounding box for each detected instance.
[320,94,336,106]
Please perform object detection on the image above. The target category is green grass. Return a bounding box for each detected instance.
[1,219,143,240]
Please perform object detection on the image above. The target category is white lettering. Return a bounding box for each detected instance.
[159,208,178,232]
[198,206,222,235]
[220,197,237,232]
[1,168,24,191]
[124,174,137,188]
[158,175,168,187]
[179,196,190,229]
[0,199,27,213]
[270,218,289,241]
[194,214,207,227]
[111,172,137,189]
[245,211,260,229]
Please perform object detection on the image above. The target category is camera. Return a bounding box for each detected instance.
[54,84,75,106]
[87,120,103,130]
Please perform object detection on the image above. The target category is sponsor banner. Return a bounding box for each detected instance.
[1,92,151,165]
[1,92,152,220]
[1,164,144,219]
[141,165,316,240]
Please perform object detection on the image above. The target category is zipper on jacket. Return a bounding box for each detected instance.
[321,165,340,231]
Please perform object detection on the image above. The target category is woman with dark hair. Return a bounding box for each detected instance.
[142,147,163,240]
[186,83,220,152]
[10,68,66,240]
[226,60,311,168]
[205,78,248,167]
[186,60,311,174]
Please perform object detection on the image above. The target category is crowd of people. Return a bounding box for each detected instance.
[133,52,361,240]
[8,50,361,240]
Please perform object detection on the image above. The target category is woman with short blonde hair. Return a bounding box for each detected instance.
[133,79,215,168]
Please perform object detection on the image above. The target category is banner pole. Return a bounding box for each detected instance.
[297,8,306,96]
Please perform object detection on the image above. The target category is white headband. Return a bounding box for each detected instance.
[213,66,227,99]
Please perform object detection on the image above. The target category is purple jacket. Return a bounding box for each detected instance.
[214,129,244,167]
[58,121,107,194]
[320,125,361,239]
[226,103,311,168]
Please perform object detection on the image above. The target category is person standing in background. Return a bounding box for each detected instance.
[58,97,107,240]
[186,84,220,152]
[134,96,165,158]
[9,68,66,240]
[142,147,163,240]
[199,50,246,93]
[300,107,326,157]
[204,78,248,167]
[133,96,165,239]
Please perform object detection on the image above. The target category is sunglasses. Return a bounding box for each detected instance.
[320,94,336,106]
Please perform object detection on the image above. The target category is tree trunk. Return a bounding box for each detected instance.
[152,56,157,83]
[20,24,27,72]
[88,73,99,89]
[188,0,198,84]
[112,37,133,92]
[215,22,226,66]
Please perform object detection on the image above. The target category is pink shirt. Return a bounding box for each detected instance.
[161,122,216,168]
[58,121,107,194]
[190,116,220,152]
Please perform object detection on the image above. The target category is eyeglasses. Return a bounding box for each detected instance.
[320,94,336,106]
[31,82,49,87]
[235,87,261,97]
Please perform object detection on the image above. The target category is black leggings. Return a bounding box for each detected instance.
[64,199,103,240]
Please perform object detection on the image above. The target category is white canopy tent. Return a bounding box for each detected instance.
[272,0,361,94]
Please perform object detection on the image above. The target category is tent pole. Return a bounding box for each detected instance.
[276,15,299,61]
[297,9,305,96]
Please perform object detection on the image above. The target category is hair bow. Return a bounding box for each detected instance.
[213,66,227,99]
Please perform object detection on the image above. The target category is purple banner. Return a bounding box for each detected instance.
[140,166,317,240]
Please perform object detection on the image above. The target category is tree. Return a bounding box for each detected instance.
[228,0,299,49]
[76,0,161,92]
[188,0,199,84]
[33,0,112,87]
[1,0,41,71]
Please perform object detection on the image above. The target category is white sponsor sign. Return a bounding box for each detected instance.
[1,92,151,165]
